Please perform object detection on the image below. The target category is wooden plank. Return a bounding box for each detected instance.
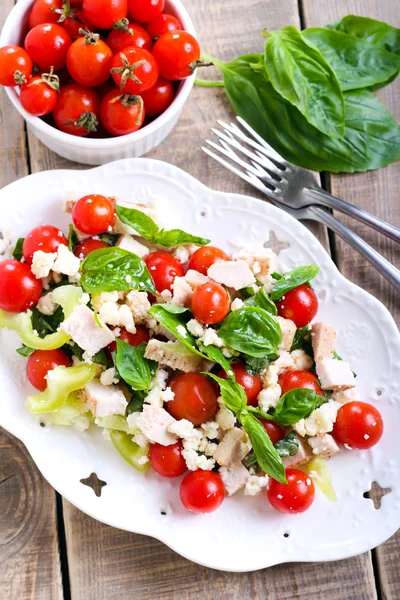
[300,2,400,599]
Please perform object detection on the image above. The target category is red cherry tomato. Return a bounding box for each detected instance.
[111,46,158,94]
[106,22,152,54]
[168,373,218,426]
[260,420,286,444]
[146,13,182,39]
[0,260,43,313]
[62,10,97,41]
[66,31,113,87]
[53,83,100,136]
[217,361,262,407]
[149,441,187,478]
[108,325,149,354]
[0,45,33,86]
[72,194,115,235]
[74,237,109,258]
[100,89,145,136]
[333,401,384,450]
[180,470,225,513]
[153,31,200,80]
[277,284,318,328]
[26,349,71,391]
[267,468,315,514]
[28,0,62,28]
[23,225,67,265]
[141,76,174,116]
[128,0,164,23]
[191,282,230,325]
[82,0,128,29]
[20,74,59,116]
[25,23,72,72]
[278,369,323,396]
[144,251,184,292]
[188,246,229,276]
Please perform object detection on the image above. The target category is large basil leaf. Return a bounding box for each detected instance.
[205,373,247,413]
[245,353,278,375]
[115,339,154,391]
[274,430,299,457]
[326,15,400,56]
[239,412,286,483]
[80,247,156,294]
[218,306,281,358]
[115,205,210,248]
[271,388,326,426]
[264,26,345,137]
[270,265,319,300]
[244,287,277,315]
[217,55,400,173]
[303,28,400,91]
[12,237,24,261]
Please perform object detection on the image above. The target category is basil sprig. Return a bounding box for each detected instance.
[205,373,247,413]
[325,15,400,56]
[80,247,156,294]
[270,265,319,300]
[12,237,24,261]
[271,388,326,425]
[219,306,281,358]
[115,340,155,391]
[115,205,210,248]
[274,431,299,457]
[244,287,277,315]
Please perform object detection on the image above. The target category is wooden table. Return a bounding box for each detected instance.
[1,0,399,598]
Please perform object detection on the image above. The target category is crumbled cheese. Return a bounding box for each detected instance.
[198,439,218,457]
[261,364,279,387]
[291,349,313,371]
[176,324,188,337]
[160,386,174,402]
[216,408,236,430]
[159,289,173,302]
[332,387,360,404]
[168,419,196,439]
[244,474,269,496]
[258,384,281,411]
[201,421,220,439]
[137,455,149,466]
[274,350,295,374]
[173,246,190,264]
[125,290,151,323]
[72,416,90,432]
[182,449,216,471]
[119,304,136,334]
[100,368,119,386]
[199,328,224,348]
[307,433,340,460]
[37,292,58,315]
[52,244,81,277]
[187,318,206,338]
[231,298,244,311]
[31,250,57,278]
[294,400,340,437]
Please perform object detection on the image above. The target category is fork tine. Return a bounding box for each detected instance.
[235,116,291,166]
[205,139,277,183]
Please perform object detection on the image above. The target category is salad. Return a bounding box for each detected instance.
[0,194,384,514]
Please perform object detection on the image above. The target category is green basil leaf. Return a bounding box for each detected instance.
[98,233,120,246]
[303,27,400,91]
[64,342,110,367]
[271,272,283,280]
[198,343,233,376]
[68,225,78,252]
[16,345,36,357]
[239,412,286,483]
[245,352,279,375]
[325,15,400,56]
[219,306,281,358]
[242,452,262,474]
[12,237,24,261]
[264,26,345,137]
[244,287,277,315]
[271,388,326,426]
[127,390,146,413]
[274,430,299,457]
[270,265,319,300]
[80,247,156,294]
[32,305,65,338]
[115,205,210,248]
[115,339,153,391]
[290,326,313,357]
[239,286,257,299]
[205,373,247,413]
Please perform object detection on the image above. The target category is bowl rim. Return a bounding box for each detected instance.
[0,0,196,149]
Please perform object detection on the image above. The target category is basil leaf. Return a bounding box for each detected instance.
[115,205,210,248]
[239,286,257,299]
[98,233,120,246]
[242,452,262,473]
[32,306,64,338]
[271,272,283,280]
[12,237,24,261]
[68,225,78,252]
[16,345,36,357]
[303,27,400,91]
[271,388,326,426]
[80,247,156,294]
[245,353,279,375]
[325,15,400,56]
[264,26,345,137]
[64,342,110,367]
[244,287,277,315]
[127,390,146,414]
[274,430,299,457]
[270,265,319,300]
[218,306,281,358]
[205,373,247,413]
[239,412,286,483]
[290,326,313,357]
[115,339,153,391]
[198,343,233,375]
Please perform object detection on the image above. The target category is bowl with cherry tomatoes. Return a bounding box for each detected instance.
[0,0,198,164]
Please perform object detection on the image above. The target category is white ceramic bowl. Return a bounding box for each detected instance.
[1,158,400,572]
[0,0,196,165]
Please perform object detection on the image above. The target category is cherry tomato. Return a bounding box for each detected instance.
[141,76,174,116]
[20,73,59,116]
[191,282,230,325]
[0,45,33,86]
[72,194,115,235]
[217,362,262,407]
[82,0,128,29]
[278,369,323,396]
[146,13,182,39]
[144,251,184,292]
[188,246,229,276]
[277,284,318,328]
[153,31,200,80]
[23,225,67,265]
[180,470,225,513]
[100,90,145,136]
[26,349,71,391]
[106,22,152,54]
[168,373,218,426]
[62,9,97,41]
[74,237,109,258]
[108,325,149,354]
[66,31,113,88]
[128,0,164,23]
[111,46,158,94]
[333,401,384,450]
[0,260,43,313]
[267,468,315,514]
[260,420,285,444]
[149,441,187,478]
[28,0,62,28]
[53,83,100,136]
[25,23,72,72]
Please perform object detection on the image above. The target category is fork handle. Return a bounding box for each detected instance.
[306,188,400,243]
[308,205,400,293]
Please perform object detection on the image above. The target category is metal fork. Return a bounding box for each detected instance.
[203,117,400,292]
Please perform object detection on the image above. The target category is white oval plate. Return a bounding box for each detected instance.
[1,158,399,572]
